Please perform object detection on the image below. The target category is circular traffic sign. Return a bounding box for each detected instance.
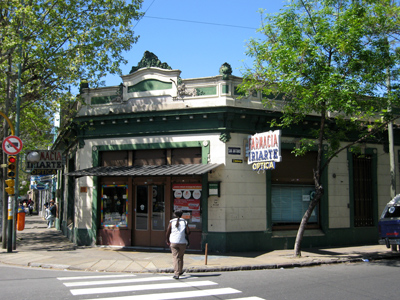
[2,135,23,155]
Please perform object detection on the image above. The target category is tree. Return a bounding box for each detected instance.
[0,0,143,245]
[240,0,400,256]
[0,0,143,141]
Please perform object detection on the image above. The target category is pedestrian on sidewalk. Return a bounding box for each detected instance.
[46,200,56,228]
[44,202,49,226]
[27,198,34,216]
[166,210,190,279]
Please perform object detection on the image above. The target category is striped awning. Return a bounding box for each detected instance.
[65,163,222,178]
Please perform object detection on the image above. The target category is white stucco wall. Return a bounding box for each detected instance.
[328,150,351,228]
[208,133,267,232]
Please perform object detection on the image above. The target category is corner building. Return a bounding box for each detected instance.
[54,53,400,252]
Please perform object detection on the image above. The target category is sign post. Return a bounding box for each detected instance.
[2,135,23,252]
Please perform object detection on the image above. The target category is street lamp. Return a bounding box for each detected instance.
[20,151,40,174]
[27,151,40,164]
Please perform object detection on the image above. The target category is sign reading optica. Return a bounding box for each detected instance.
[248,130,282,171]
[26,150,63,175]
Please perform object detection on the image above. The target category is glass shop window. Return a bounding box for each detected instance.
[271,149,319,229]
[101,185,128,227]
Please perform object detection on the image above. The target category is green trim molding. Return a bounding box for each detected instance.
[92,141,210,166]
[128,79,172,93]
[91,95,117,105]
[196,86,217,96]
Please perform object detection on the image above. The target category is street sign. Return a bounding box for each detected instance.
[35,183,47,190]
[2,135,23,155]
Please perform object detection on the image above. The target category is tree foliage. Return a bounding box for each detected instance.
[0,0,143,152]
[240,0,400,256]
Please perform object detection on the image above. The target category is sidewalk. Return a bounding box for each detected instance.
[1,215,399,273]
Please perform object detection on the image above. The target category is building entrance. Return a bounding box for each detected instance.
[132,182,168,247]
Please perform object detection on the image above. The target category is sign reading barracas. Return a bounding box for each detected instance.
[248,130,282,171]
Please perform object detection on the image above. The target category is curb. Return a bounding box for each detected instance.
[2,247,400,274]
[156,252,400,274]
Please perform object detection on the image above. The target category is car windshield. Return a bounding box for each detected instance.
[383,206,400,218]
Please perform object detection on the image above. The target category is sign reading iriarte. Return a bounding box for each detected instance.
[26,150,64,175]
[247,130,282,171]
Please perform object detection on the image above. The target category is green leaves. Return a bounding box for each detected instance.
[241,0,400,163]
[0,0,143,152]
[242,0,400,256]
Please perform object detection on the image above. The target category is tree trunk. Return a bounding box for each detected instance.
[294,189,322,256]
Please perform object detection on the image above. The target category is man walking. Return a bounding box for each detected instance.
[47,200,56,228]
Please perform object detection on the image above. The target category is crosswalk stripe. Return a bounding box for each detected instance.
[71,280,218,296]
[57,274,136,281]
[63,276,171,287]
[86,287,241,300]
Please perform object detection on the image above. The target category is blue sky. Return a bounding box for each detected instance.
[104,0,288,86]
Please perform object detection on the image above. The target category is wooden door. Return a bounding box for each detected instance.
[133,183,166,247]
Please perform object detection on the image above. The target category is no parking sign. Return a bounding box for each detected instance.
[2,135,23,155]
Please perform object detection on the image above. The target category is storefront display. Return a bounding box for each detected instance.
[101,185,128,227]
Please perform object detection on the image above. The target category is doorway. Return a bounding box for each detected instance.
[133,183,167,247]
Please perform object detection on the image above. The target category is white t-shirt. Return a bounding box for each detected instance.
[169,218,187,244]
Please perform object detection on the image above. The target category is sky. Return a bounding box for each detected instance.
[103,0,289,86]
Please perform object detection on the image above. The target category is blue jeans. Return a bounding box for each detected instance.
[47,216,55,228]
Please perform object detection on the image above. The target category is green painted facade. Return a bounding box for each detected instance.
[195,86,217,96]
[54,64,399,253]
[127,79,172,93]
[60,104,388,251]
[222,85,229,94]
[91,95,118,105]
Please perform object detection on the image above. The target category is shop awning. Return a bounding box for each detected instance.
[65,163,223,178]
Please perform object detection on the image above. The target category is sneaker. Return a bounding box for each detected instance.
[172,275,179,279]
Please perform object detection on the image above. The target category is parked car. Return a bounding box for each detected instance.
[378,194,400,250]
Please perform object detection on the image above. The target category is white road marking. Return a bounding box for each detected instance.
[57,274,136,281]
[63,276,171,287]
[71,280,217,296]
[86,287,241,300]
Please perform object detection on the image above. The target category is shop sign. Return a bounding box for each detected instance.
[248,130,282,171]
[232,159,243,163]
[30,175,51,190]
[30,169,58,175]
[26,150,64,173]
[173,184,202,225]
[228,147,241,155]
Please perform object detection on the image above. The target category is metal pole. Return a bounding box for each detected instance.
[0,113,15,250]
[7,195,14,252]
[387,67,396,199]
[11,0,24,251]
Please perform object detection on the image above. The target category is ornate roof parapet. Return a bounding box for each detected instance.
[177,82,197,99]
[129,51,172,74]
[219,62,232,80]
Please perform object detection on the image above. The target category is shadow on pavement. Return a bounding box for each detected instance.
[15,215,76,252]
